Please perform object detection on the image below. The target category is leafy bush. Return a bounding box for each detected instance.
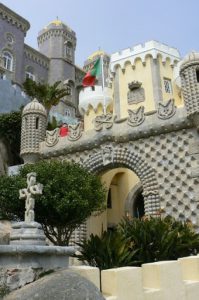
[0,111,22,164]
[75,230,138,270]
[0,160,106,245]
[119,216,199,265]
[76,217,199,269]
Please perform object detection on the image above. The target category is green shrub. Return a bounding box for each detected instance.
[75,230,138,270]
[119,216,199,265]
[0,160,106,245]
[76,216,199,270]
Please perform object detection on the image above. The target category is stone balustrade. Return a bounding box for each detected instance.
[71,255,199,300]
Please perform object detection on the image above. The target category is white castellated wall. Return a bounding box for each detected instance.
[79,86,112,115]
[110,40,181,72]
[71,255,199,300]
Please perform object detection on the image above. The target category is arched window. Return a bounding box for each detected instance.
[65,108,71,117]
[35,117,39,129]
[64,41,73,58]
[196,69,199,83]
[3,51,13,71]
[25,66,35,81]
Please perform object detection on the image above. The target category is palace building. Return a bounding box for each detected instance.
[1,3,199,242]
[0,3,84,119]
[20,41,199,241]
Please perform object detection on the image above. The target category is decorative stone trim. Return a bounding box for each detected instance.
[24,45,49,69]
[127,106,145,127]
[0,3,30,34]
[68,123,83,141]
[83,146,160,216]
[94,113,113,131]
[157,99,176,119]
[127,87,145,105]
[45,129,59,147]
[38,29,76,48]
[128,81,142,90]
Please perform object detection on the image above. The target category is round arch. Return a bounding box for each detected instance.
[125,182,144,218]
[83,146,160,216]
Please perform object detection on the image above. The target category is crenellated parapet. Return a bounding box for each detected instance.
[79,86,113,115]
[110,40,180,73]
[37,21,76,49]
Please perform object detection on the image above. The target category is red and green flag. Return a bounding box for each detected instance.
[82,58,101,87]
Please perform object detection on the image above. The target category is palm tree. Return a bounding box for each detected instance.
[23,79,70,116]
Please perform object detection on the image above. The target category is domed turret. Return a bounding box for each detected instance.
[20,99,47,163]
[37,19,76,82]
[180,52,199,129]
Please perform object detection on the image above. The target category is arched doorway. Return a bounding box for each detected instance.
[83,146,160,215]
[125,183,145,219]
[102,168,141,230]
[133,191,144,219]
[83,145,160,236]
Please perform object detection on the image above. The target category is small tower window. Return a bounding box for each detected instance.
[164,78,172,93]
[36,117,39,129]
[25,117,28,129]
[64,41,73,58]
[107,188,112,209]
[65,109,71,117]
[196,70,199,83]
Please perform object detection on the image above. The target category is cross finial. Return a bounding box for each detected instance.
[19,172,43,223]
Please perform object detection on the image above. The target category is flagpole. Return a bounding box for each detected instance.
[101,55,106,115]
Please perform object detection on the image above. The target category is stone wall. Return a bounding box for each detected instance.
[0,78,29,113]
[42,124,199,227]
[71,255,199,300]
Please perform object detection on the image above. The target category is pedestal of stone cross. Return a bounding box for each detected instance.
[10,172,46,245]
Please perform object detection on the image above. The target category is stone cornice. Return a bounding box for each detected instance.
[24,44,49,69]
[0,3,30,34]
[40,107,192,159]
[37,29,76,47]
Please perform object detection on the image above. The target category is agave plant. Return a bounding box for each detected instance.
[75,230,138,270]
[119,216,199,265]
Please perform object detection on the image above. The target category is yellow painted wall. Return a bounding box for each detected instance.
[83,54,184,133]
[83,104,103,131]
[86,168,140,237]
[112,56,155,120]
[83,103,113,132]
[158,56,183,107]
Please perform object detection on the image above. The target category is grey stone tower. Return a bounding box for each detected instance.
[20,99,47,163]
[180,52,199,129]
[37,20,76,84]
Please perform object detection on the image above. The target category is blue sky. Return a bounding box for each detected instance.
[1,0,199,66]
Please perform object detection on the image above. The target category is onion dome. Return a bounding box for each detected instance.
[22,98,47,116]
[88,50,108,61]
[180,52,199,71]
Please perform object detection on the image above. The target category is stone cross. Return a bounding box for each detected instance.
[19,172,43,223]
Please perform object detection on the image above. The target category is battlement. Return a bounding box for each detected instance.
[72,255,199,300]
[79,86,112,114]
[111,40,181,72]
